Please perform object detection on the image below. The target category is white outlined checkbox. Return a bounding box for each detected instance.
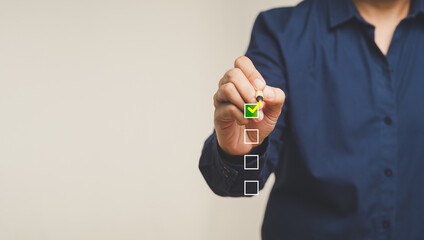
[244,155,259,170]
[244,180,259,196]
[244,129,259,144]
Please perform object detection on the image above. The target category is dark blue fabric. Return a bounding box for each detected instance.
[199,0,424,239]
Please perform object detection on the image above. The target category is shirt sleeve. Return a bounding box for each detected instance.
[199,11,288,197]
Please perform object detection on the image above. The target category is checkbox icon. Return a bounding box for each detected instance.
[244,129,259,144]
[244,100,262,118]
[244,155,259,170]
[244,103,259,118]
[244,180,259,196]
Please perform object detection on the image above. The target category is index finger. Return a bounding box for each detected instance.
[234,56,266,90]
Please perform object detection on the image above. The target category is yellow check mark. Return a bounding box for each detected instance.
[247,100,262,113]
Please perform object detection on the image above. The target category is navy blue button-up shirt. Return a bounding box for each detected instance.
[199,0,424,239]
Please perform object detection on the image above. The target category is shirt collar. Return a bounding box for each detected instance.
[328,0,358,29]
[328,0,424,29]
[410,0,424,17]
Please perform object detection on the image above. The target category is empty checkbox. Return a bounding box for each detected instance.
[244,155,259,170]
[244,129,259,144]
[244,180,259,196]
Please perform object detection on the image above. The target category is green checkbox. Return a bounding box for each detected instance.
[244,103,259,118]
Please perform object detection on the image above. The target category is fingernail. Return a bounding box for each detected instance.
[253,79,265,90]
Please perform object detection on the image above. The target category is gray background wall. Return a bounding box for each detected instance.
[0,0,301,239]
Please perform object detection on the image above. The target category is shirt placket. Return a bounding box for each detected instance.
[372,25,403,240]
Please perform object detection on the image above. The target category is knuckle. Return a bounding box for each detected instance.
[222,83,234,97]
[213,92,219,105]
[213,101,219,109]
[218,76,224,86]
[225,68,240,81]
[226,104,237,115]
[224,69,232,80]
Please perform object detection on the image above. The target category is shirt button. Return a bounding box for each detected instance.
[382,220,390,229]
[384,117,392,125]
[385,168,393,177]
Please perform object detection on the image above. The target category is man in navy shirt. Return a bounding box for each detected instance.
[199,0,424,239]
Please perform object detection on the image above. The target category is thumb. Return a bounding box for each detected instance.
[262,85,285,121]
